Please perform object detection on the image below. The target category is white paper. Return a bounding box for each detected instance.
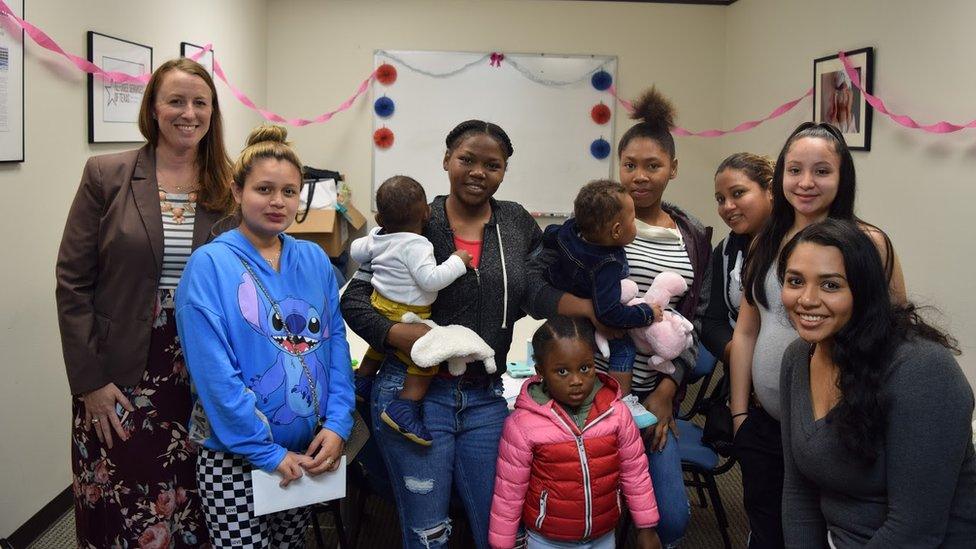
[502,374,524,410]
[251,456,346,516]
[300,179,338,210]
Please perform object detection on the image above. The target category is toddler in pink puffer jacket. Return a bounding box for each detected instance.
[489,316,662,549]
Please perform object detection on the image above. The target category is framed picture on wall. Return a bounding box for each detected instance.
[0,0,25,162]
[87,31,152,143]
[180,41,213,77]
[813,47,874,151]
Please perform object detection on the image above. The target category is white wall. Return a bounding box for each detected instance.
[265,0,728,230]
[722,0,975,386]
[0,0,267,535]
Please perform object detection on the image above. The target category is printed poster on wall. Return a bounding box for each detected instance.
[0,0,25,162]
[87,31,152,143]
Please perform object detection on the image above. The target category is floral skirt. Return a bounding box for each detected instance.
[71,292,210,548]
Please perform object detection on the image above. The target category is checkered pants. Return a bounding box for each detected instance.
[196,448,310,548]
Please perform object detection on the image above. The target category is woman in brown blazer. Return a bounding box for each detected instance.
[56,58,233,547]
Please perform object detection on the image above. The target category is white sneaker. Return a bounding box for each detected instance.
[622,394,658,429]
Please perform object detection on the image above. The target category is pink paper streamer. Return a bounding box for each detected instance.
[0,0,149,84]
[838,50,976,133]
[211,57,376,126]
[0,0,375,127]
[610,85,813,137]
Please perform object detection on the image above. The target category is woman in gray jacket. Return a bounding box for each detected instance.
[340,120,561,549]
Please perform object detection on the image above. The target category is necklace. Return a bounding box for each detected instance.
[261,240,282,270]
[158,188,197,224]
[157,175,200,194]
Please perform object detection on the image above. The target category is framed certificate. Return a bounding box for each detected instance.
[87,31,152,143]
[0,0,25,162]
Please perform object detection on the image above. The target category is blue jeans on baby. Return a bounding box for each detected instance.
[371,357,508,549]
[606,336,637,373]
[526,529,614,549]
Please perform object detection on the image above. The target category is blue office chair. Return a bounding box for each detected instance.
[675,344,735,549]
[617,345,735,548]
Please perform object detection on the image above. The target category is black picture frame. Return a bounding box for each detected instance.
[0,0,25,163]
[813,47,874,151]
[180,41,213,77]
[87,31,152,143]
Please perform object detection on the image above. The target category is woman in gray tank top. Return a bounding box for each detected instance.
[727,122,906,548]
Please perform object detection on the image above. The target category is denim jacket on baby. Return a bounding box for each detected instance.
[543,218,655,329]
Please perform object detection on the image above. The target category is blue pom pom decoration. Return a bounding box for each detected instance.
[591,70,613,91]
[374,96,395,118]
[590,138,611,160]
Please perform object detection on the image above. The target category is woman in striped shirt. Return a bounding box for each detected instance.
[56,58,232,547]
[544,87,712,547]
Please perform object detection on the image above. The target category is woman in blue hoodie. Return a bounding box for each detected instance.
[176,124,354,546]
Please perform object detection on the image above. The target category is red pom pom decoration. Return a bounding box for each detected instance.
[591,103,611,125]
[376,63,397,86]
[374,127,395,149]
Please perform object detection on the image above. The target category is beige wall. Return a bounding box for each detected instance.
[0,0,267,535]
[721,0,975,386]
[265,0,728,231]
[6,0,975,536]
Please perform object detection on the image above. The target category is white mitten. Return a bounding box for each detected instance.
[403,313,496,375]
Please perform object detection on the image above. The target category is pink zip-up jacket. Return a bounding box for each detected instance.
[488,373,659,548]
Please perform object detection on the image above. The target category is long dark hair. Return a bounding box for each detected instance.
[715,152,774,190]
[778,219,958,463]
[743,122,866,308]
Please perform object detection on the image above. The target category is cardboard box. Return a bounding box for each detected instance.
[287,203,367,257]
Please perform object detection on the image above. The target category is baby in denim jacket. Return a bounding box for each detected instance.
[543,179,660,427]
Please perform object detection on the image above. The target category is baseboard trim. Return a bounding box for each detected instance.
[3,486,72,549]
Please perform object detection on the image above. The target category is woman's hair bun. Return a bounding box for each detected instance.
[245,124,289,148]
[630,86,676,133]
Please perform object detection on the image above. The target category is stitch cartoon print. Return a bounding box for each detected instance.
[237,271,330,425]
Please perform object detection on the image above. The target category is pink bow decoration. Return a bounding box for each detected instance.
[489,52,505,67]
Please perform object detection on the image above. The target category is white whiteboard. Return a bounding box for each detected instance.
[372,50,617,216]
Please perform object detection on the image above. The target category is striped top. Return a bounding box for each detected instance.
[158,191,196,289]
[596,220,695,392]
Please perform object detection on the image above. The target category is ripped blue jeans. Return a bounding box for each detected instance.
[371,358,508,549]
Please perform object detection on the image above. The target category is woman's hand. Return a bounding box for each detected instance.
[591,317,625,341]
[275,451,311,487]
[642,377,678,452]
[304,428,345,475]
[636,528,663,549]
[557,293,624,340]
[81,382,134,449]
[386,322,431,357]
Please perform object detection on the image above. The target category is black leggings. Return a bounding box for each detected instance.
[733,406,785,549]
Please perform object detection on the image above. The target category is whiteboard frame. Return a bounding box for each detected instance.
[371,49,618,217]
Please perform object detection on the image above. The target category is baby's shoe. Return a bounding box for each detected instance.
[381,398,433,446]
[622,394,658,429]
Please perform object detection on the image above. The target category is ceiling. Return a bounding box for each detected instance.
[569,0,738,5]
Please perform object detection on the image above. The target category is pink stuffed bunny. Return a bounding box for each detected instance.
[595,272,694,375]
